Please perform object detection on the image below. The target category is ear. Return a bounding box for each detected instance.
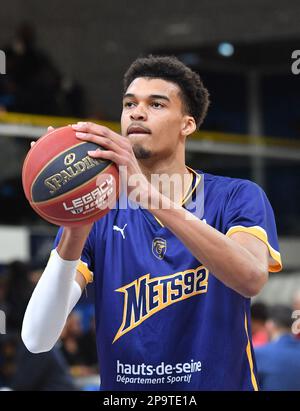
[181,116,196,137]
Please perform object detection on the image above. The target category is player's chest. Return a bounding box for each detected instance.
[101,209,210,281]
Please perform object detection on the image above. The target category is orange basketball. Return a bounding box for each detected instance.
[22,126,119,226]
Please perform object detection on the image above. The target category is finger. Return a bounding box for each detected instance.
[87,148,122,165]
[72,122,128,148]
[76,132,124,155]
[30,141,36,148]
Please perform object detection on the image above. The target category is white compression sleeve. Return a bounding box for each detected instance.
[21,249,82,353]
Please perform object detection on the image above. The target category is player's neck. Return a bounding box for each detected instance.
[138,147,187,177]
[138,155,191,205]
[139,162,188,179]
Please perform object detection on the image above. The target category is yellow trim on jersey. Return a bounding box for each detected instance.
[77,260,94,284]
[244,313,259,391]
[184,166,202,206]
[226,225,282,273]
[153,216,164,227]
[181,171,194,205]
[153,167,201,228]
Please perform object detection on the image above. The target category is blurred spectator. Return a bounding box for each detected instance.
[0,333,18,386]
[0,274,8,313]
[292,289,300,339]
[0,76,16,111]
[0,262,33,387]
[0,259,98,390]
[0,261,78,390]
[79,315,98,371]
[293,290,300,311]
[10,343,76,391]
[60,311,98,378]
[5,261,33,332]
[251,302,269,347]
[1,22,85,116]
[255,304,300,390]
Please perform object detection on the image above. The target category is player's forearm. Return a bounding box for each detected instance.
[22,250,81,353]
[57,225,93,260]
[149,198,267,297]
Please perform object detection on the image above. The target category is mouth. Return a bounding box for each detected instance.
[127,125,151,136]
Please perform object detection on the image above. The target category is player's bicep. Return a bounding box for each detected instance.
[229,231,269,272]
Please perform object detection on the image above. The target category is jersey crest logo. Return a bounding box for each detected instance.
[152,237,167,260]
[113,265,209,343]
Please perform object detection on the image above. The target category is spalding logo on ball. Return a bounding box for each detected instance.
[22,126,119,226]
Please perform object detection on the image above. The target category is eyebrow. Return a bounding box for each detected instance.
[123,93,170,102]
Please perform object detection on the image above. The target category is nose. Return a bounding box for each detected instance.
[130,104,147,121]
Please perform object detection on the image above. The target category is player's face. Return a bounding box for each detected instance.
[121,77,194,160]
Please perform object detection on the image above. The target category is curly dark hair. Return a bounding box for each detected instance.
[123,55,210,129]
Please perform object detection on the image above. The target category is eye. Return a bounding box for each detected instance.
[123,101,135,108]
[151,102,164,108]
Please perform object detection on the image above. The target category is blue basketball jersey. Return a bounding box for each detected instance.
[54,168,282,391]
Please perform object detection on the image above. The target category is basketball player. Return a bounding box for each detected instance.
[22,56,282,390]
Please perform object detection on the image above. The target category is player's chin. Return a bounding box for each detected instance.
[132,143,153,160]
[128,132,152,143]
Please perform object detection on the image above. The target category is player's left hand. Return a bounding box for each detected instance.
[72,122,153,206]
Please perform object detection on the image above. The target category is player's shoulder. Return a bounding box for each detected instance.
[198,170,262,196]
